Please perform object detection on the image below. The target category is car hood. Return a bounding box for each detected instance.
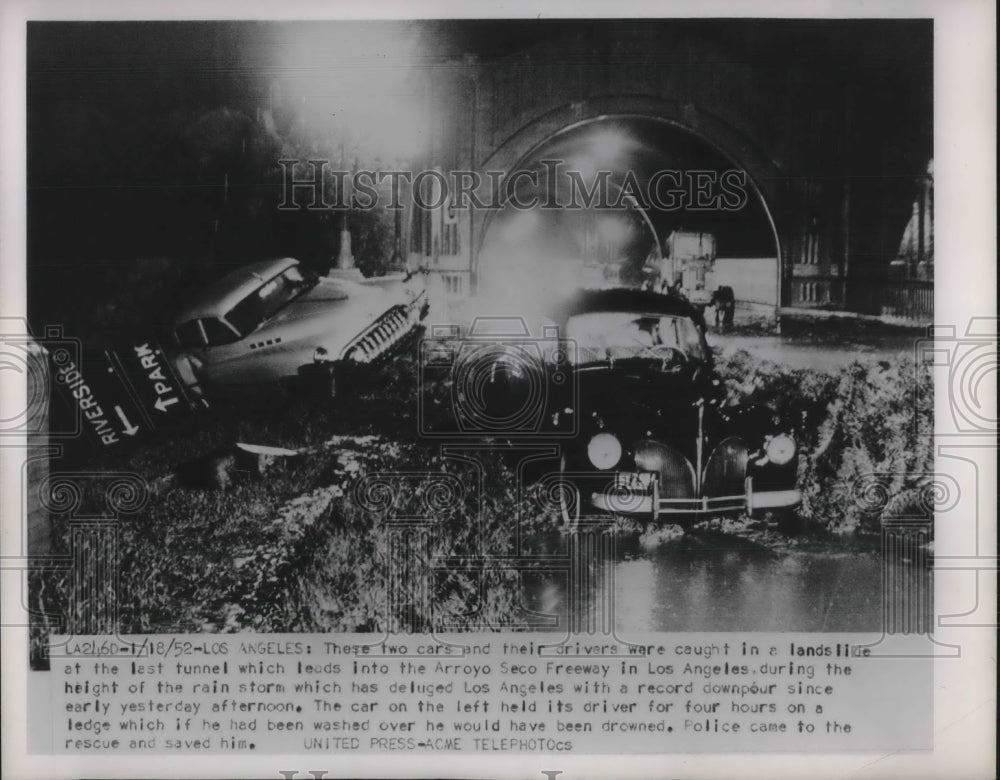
[572,361,718,451]
[575,360,705,412]
[245,278,405,349]
[266,279,386,325]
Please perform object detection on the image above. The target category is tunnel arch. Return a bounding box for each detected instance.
[471,96,788,303]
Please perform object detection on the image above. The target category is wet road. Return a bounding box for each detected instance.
[708,331,920,371]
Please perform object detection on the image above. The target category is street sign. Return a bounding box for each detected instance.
[50,339,198,448]
[50,348,148,447]
[105,341,194,425]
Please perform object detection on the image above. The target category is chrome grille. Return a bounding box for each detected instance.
[702,436,750,497]
[633,440,695,498]
[344,306,412,364]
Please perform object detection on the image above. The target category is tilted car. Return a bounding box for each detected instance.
[534,288,801,524]
[169,257,427,399]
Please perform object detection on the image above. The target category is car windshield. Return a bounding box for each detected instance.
[564,311,705,364]
[225,265,317,337]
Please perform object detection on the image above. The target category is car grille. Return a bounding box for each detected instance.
[633,440,695,498]
[343,305,413,364]
[630,437,749,500]
[702,436,750,497]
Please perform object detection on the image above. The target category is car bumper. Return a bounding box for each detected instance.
[590,474,800,519]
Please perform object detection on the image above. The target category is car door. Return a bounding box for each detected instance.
[196,316,280,389]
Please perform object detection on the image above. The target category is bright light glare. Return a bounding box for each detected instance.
[596,216,633,246]
[271,24,430,162]
[498,210,541,241]
[588,129,629,163]
[565,154,598,179]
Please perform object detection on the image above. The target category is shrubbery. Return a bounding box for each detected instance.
[30,344,932,656]
[714,349,933,533]
[293,447,556,633]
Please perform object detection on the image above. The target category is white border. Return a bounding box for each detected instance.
[2,2,995,779]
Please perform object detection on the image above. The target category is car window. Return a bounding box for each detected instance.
[226,291,267,338]
[175,320,205,349]
[565,311,705,363]
[226,265,318,337]
[201,317,240,346]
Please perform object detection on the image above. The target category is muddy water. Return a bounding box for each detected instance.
[523,530,931,633]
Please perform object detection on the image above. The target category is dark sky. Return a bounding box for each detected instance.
[28,19,933,114]
[26,20,561,112]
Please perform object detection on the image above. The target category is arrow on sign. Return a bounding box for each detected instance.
[154,395,179,413]
[114,405,140,436]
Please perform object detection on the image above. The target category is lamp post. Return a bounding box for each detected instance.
[336,137,356,271]
[390,169,405,269]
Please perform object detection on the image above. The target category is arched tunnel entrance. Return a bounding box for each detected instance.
[475,116,782,317]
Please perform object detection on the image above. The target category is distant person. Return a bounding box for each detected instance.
[709,286,736,329]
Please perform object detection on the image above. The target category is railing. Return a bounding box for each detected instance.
[854,280,933,321]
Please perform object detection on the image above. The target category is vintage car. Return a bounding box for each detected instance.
[536,287,800,525]
[170,257,427,399]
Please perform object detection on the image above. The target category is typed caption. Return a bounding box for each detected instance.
[47,633,931,754]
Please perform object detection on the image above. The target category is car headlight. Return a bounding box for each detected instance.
[765,433,796,465]
[587,433,622,470]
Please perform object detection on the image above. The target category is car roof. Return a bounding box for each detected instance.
[549,287,703,325]
[172,257,299,326]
